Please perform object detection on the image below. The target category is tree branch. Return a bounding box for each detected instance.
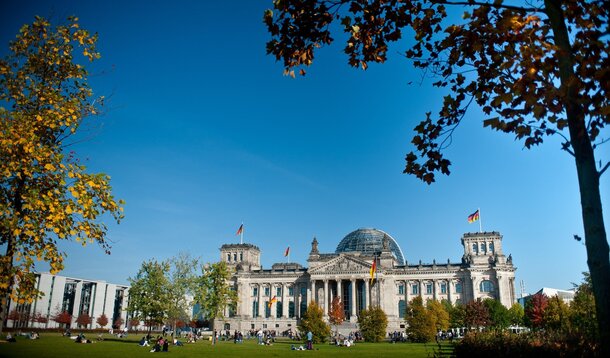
[429,0,541,13]
[599,162,610,178]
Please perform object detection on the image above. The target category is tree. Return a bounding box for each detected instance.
[442,300,465,328]
[75,313,92,328]
[543,295,571,332]
[127,259,171,332]
[570,272,598,340]
[96,313,109,329]
[30,311,48,326]
[113,317,124,329]
[507,303,524,327]
[524,293,548,329]
[483,298,510,330]
[406,296,436,343]
[358,306,388,342]
[129,317,140,331]
[0,16,124,334]
[328,296,345,336]
[463,299,490,329]
[298,301,331,344]
[193,261,237,331]
[52,310,72,328]
[166,253,198,339]
[264,2,610,353]
[427,299,450,332]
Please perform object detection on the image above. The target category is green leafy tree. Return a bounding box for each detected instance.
[193,261,237,332]
[0,16,124,334]
[483,299,510,330]
[427,299,449,331]
[298,301,331,344]
[166,253,198,339]
[444,300,465,328]
[464,299,490,329]
[127,260,171,332]
[358,306,388,342]
[543,295,571,332]
[328,296,345,336]
[406,296,436,343]
[264,2,610,353]
[507,303,524,327]
[570,272,598,340]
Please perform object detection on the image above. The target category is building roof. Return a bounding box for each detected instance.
[335,228,405,265]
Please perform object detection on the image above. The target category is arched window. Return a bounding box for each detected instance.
[288,301,295,318]
[489,243,494,253]
[398,300,406,318]
[480,280,494,293]
[473,243,478,254]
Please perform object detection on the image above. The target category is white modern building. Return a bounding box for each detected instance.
[5,272,129,330]
[216,229,516,332]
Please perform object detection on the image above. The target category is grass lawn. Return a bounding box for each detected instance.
[0,333,453,357]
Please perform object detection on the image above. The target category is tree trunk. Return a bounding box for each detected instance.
[545,1,610,355]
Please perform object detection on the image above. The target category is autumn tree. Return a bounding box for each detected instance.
[0,16,124,334]
[358,306,388,342]
[96,313,109,329]
[427,299,449,332]
[406,296,436,343]
[113,317,124,329]
[129,317,140,331]
[30,311,48,326]
[264,1,609,353]
[328,296,345,336]
[127,260,170,332]
[75,313,92,328]
[298,301,331,343]
[193,261,237,332]
[52,310,72,328]
[524,292,548,329]
[463,298,490,329]
[570,272,598,340]
[543,295,571,332]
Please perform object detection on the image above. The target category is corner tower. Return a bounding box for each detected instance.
[220,243,261,271]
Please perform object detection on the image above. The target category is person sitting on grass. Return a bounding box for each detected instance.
[139,336,150,347]
[173,338,183,346]
[6,333,17,343]
[162,340,169,352]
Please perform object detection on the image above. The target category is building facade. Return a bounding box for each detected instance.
[5,272,129,330]
[216,229,516,332]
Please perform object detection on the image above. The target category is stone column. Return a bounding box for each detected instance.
[310,280,316,304]
[419,280,423,298]
[447,280,452,304]
[433,279,437,301]
[337,279,342,300]
[323,280,329,316]
[294,284,300,319]
[350,279,357,319]
[364,279,370,309]
[282,283,289,318]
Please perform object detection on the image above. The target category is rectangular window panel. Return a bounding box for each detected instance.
[398,285,405,295]
[456,283,463,293]
[288,287,294,296]
[277,287,282,297]
[253,287,258,297]
[426,284,433,295]
[411,284,418,295]
[264,287,270,296]
[440,283,447,294]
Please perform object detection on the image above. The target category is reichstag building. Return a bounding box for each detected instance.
[217,228,516,332]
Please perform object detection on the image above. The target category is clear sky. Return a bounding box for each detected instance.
[2,1,607,295]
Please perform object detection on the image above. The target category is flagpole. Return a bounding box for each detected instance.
[478,208,482,233]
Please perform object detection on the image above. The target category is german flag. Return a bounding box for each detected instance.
[468,210,480,223]
[268,296,277,308]
[370,259,377,284]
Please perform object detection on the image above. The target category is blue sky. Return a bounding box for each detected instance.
[2,1,607,295]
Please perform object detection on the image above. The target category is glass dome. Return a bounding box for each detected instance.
[335,228,405,265]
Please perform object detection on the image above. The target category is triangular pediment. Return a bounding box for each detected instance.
[308,255,373,275]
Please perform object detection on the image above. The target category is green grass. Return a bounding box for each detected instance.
[0,333,453,358]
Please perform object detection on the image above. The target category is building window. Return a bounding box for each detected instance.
[473,243,478,254]
[426,283,433,295]
[265,302,271,318]
[489,243,494,253]
[440,282,447,294]
[398,284,405,295]
[264,287,270,297]
[227,253,231,262]
[276,287,282,297]
[276,302,282,318]
[481,243,487,253]
[240,252,243,261]
[398,300,406,318]
[252,287,258,297]
[411,284,419,295]
[480,280,494,293]
[288,301,295,317]
[252,301,259,317]
[455,282,462,294]
[288,287,294,296]
[233,253,237,261]
[300,286,306,297]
